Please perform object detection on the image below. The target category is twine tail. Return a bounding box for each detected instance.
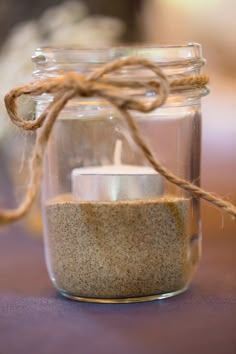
[0,90,75,226]
[121,108,236,220]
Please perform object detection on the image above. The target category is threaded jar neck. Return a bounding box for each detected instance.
[32,44,209,116]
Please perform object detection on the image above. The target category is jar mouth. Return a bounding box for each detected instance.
[32,43,203,65]
[32,43,208,106]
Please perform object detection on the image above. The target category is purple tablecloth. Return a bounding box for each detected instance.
[0,223,235,354]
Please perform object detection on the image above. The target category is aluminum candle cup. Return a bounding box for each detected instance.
[34,44,209,303]
[71,165,164,201]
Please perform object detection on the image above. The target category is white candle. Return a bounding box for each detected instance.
[72,164,159,175]
[72,164,163,202]
[71,140,163,201]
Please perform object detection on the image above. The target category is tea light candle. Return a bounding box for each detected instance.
[71,140,163,201]
[72,165,163,201]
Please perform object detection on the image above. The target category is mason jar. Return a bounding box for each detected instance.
[32,44,208,303]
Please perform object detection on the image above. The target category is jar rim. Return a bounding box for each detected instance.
[32,43,208,103]
[32,43,203,65]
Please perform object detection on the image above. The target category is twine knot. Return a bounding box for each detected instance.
[1,55,236,226]
[64,72,93,97]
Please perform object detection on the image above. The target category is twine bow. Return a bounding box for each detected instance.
[0,56,236,225]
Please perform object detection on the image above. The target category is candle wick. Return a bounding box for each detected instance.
[113,139,122,166]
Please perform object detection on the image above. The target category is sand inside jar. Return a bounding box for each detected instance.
[45,194,193,299]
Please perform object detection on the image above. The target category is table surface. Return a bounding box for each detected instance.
[0,222,236,354]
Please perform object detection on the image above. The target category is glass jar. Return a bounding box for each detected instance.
[33,44,208,303]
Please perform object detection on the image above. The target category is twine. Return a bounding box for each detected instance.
[1,56,236,226]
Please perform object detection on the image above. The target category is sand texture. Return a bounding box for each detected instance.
[45,194,193,298]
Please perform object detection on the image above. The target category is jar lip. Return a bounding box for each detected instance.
[32,43,203,65]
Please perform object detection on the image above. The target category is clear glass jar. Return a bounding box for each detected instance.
[33,44,208,303]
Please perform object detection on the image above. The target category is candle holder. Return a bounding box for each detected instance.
[34,45,209,303]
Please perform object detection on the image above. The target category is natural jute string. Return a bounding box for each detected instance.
[1,56,236,225]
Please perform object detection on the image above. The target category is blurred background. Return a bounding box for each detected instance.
[0,0,235,238]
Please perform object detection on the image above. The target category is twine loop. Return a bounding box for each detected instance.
[1,55,236,225]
